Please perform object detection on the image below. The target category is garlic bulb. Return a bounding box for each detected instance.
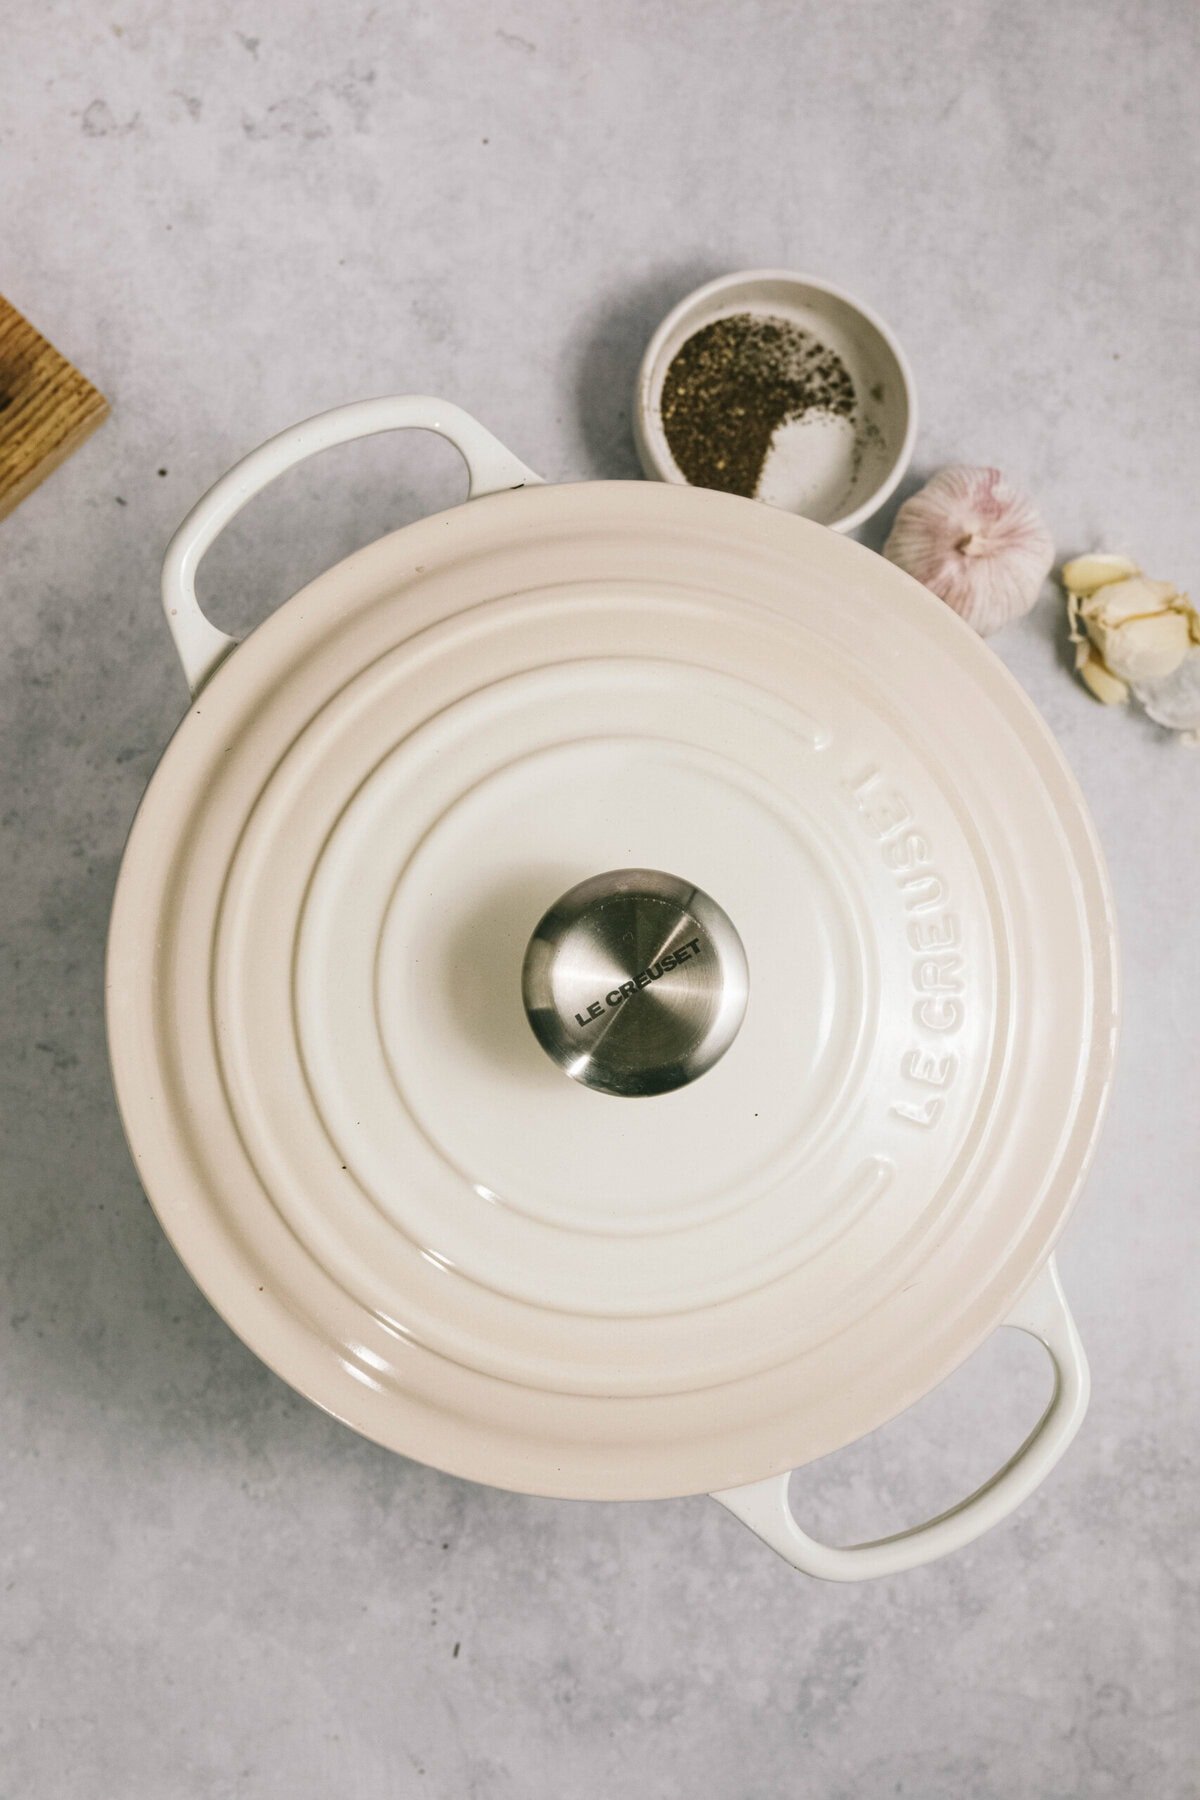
[884,467,1054,635]
[1062,552,1200,739]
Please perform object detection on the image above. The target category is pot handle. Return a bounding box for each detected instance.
[160,396,544,696]
[711,1256,1089,1581]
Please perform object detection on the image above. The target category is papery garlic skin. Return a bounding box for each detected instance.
[1135,649,1200,738]
[884,466,1054,635]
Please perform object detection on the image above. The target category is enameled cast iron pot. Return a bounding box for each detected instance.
[106,398,1118,1580]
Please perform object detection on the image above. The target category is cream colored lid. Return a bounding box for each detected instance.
[106,480,1117,1500]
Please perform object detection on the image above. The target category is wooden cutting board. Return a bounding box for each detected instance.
[0,296,109,520]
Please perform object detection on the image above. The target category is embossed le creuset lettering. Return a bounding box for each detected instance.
[573,937,704,1028]
[845,766,966,1131]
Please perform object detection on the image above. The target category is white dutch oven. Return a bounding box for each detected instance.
[106,398,1118,1580]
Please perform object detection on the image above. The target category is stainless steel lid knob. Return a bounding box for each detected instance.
[522,869,749,1097]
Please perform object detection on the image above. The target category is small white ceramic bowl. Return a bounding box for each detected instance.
[634,270,917,534]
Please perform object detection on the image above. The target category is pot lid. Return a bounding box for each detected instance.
[107,479,1117,1500]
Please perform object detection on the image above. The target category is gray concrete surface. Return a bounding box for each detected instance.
[1,2,1197,1794]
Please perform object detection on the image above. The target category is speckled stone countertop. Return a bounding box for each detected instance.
[1,3,1196,1795]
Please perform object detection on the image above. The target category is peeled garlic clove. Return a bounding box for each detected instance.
[1061,552,1140,597]
[1133,647,1200,734]
[884,466,1054,635]
[1090,608,1192,684]
[1078,649,1130,706]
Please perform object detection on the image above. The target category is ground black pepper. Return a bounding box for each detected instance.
[660,312,857,499]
